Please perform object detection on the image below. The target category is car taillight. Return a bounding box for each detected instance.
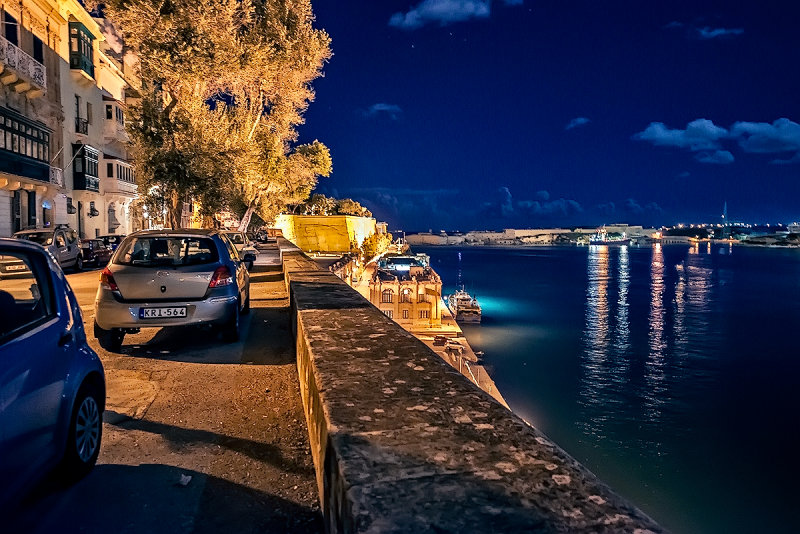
[100,266,119,291]
[209,266,233,288]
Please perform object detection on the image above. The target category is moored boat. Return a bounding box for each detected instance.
[447,288,482,323]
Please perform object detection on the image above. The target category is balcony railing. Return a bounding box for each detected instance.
[75,118,89,135]
[0,34,46,96]
[49,166,64,187]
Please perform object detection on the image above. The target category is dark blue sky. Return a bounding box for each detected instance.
[299,1,800,231]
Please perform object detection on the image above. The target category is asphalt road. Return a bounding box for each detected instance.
[10,259,322,533]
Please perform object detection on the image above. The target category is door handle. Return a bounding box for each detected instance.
[58,331,73,347]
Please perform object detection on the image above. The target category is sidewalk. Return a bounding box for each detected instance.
[11,251,321,534]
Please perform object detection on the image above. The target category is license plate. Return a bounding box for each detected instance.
[6,264,28,271]
[139,307,187,318]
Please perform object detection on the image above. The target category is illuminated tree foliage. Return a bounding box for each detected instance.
[106,0,332,229]
[295,193,372,217]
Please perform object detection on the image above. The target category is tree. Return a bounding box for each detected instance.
[336,198,372,217]
[361,232,393,262]
[105,0,332,229]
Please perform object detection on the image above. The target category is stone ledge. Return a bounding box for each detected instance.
[283,243,664,533]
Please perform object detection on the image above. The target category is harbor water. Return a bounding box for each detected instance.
[418,244,799,534]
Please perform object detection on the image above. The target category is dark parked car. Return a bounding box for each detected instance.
[98,234,125,251]
[0,238,105,508]
[94,229,256,351]
[80,239,113,267]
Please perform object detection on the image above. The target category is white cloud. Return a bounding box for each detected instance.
[695,150,735,164]
[633,119,728,151]
[363,103,403,120]
[389,0,522,30]
[730,118,800,154]
[565,117,591,130]
[696,26,744,39]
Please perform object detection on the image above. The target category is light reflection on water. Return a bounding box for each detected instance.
[578,244,716,457]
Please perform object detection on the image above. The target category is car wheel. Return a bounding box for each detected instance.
[222,301,240,342]
[94,321,125,352]
[74,254,84,272]
[60,382,103,481]
[242,288,251,315]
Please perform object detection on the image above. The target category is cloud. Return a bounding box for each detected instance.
[363,103,403,120]
[481,187,582,220]
[664,21,744,40]
[388,0,522,30]
[633,119,728,151]
[565,117,591,130]
[730,118,800,154]
[625,199,663,215]
[696,26,744,39]
[695,150,734,164]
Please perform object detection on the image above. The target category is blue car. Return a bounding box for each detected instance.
[0,238,105,508]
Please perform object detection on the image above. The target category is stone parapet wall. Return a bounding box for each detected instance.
[282,241,664,533]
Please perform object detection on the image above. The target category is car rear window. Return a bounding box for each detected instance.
[115,237,219,267]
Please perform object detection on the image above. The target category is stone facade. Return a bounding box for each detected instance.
[368,254,442,329]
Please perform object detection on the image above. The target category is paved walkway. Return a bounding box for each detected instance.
[10,246,322,533]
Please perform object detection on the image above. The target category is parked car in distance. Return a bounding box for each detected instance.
[98,234,126,251]
[222,230,258,270]
[80,239,113,267]
[93,229,256,351]
[0,238,106,509]
[13,226,83,271]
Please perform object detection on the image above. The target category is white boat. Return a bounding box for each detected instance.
[589,228,630,246]
[447,288,482,323]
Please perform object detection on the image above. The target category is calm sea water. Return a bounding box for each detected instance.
[418,244,799,534]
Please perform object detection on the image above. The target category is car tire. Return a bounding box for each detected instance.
[60,382,103,481]
[242,288,251,315]
[74,254,84,272]
[94,321,125,352]
[222,301,240,342]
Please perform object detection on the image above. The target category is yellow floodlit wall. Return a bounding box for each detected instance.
[275,214,377,253]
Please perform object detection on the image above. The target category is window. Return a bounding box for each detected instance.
[381,289,393,303]
[383,310,393,319]
[107,163,113,177]
[87,103,93,125]
[419,310,429,319]
[0,250,55,343]
[32,35,44,63]
[106,105,113,120]
[400,289,412,303]
[69,22,95,78]
[0,108,51,164]
[4,12,18,46]
[75,95,81,119]
[55,234,66,248]
[116,237,219,267]
[402,309,409,319]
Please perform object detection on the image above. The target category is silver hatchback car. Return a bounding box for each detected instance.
[93,229,255,351]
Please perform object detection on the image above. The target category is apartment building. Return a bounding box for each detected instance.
[0,0,137,238]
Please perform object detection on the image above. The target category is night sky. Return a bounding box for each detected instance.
[298,1,800,231]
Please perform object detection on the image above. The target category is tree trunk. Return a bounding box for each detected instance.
[168,190,184,229]
[238,202,257,233]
